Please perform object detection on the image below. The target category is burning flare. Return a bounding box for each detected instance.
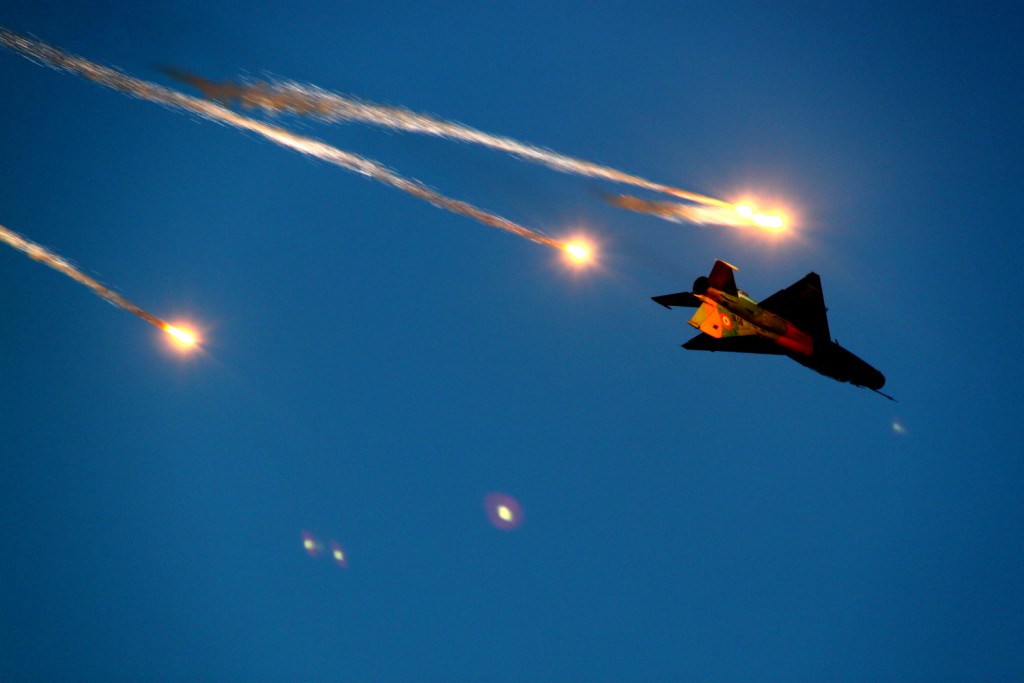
[163,323,198,347]
[160,69,793,231]
[565,243,590,262]
[605,194,787,232]
[0,29,582,255]
[1,221,192,343]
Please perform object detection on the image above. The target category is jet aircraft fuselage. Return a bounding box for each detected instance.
[654,260,888,395]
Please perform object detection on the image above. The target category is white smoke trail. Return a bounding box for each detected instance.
[0,29,565,251]
[190,73,732,209]
[602,192,777,230]
[0,221,170,330]
[223,76,794,232]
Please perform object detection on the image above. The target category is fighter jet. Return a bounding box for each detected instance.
[653,260,892,398]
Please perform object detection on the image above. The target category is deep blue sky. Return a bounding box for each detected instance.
[2,2,1022,681]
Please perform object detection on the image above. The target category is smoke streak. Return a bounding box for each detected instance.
[168,70,732,209]
[601,192,780,230]
[0,221,169,330]
[0,29,565,251]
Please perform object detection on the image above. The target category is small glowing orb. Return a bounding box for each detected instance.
[892,420,908,435]
[565,243,590,261]
[330,541,349,568]
[484,492,523,530]
[164,324,198,347]
[301,530,322,558]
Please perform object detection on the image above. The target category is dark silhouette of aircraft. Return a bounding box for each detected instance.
[653,260,893,399]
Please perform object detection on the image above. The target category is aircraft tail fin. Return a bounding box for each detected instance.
[708,260,738,294]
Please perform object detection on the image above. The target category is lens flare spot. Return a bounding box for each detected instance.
[164,323,198,348]
[330,541,349,569]
[301,530,323,558]
[484,492,523,530]
[735,204,754,219]
[892,419,908,435]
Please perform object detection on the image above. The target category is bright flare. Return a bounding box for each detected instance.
[752,213,784,230]
[0,29,566,253]
[735,204,785,231]
[565,243,590,261]
[163,324,197,347]
[1,222,189,342]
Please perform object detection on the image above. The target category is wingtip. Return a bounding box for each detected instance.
[650,294,672,309]
[872,388,897,402]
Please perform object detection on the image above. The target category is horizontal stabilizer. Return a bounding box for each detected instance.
[652,291,701,309]
[682,333,784,355]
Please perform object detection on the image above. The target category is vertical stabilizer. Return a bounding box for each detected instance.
[708,260,739,294]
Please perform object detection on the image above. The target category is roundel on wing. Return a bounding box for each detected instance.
[721,315,733,329]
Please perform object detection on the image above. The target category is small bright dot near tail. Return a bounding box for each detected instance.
[330,541,349,569]
[163,323,198,348]
[301,530,323,557]
[484,492,523,530]
[892,419,908,435]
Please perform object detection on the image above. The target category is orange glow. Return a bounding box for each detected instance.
[734,203,785,231]
[163,323,198,348]
[561,234,598,269]
[565,242,590,262]
[752,212,785,230]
